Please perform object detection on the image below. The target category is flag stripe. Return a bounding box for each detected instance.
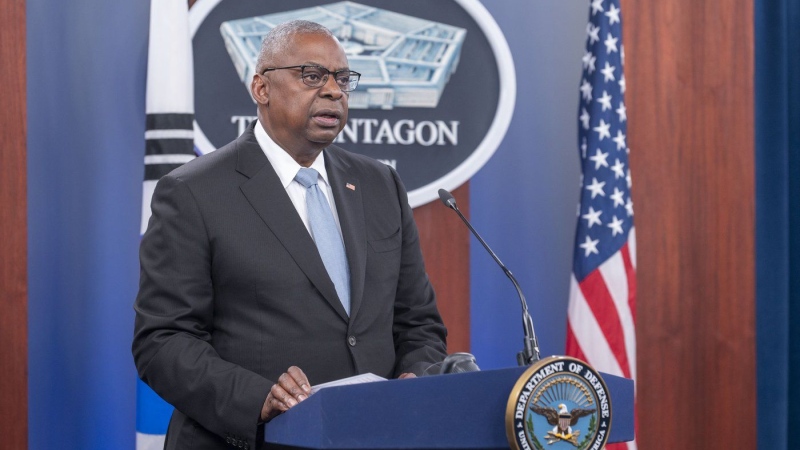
[568,275,625,376]
[141,180,157,235]
[145,129,195,140]
[135,433,166,450]
[146,113,194,131]
[146,138,196,157]
[621,240,637,324]
[627,225,637,269]
[565,321,589,363]
[145,2,193,114]
[597,246,636,380]
[577,269,632,378]
[622,234,639,450]
[145,154,196,165]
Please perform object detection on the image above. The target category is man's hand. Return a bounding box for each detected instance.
[398,373,417,379]
[260,366,312,422]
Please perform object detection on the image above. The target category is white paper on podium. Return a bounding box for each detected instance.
[310,373,386,394]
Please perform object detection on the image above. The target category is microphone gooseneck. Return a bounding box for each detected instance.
[437,189,541,366]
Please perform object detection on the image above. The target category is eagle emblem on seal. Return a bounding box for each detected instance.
[531,403,596,446]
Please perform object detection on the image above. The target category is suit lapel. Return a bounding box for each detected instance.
[325,148,366,322]
[235,127,349,322]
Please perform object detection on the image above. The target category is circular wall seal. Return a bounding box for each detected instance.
[506,356,612,450]
[189,0,515,208]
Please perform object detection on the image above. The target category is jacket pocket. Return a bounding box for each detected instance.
[368,228,401,253]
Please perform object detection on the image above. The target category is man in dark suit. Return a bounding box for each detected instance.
[132,20,447,450]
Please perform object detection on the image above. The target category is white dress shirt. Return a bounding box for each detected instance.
[253,120,344,239]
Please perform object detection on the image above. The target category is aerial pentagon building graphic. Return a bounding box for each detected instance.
[220,1,466,109]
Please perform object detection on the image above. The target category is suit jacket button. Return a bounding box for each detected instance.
[348,335,357,347]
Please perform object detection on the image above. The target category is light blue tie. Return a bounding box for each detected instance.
[295,168,350,315]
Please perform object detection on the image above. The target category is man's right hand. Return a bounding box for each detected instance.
[260,366,312,422]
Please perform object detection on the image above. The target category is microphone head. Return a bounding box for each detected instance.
[421,353,481,376]
[438,188,457,209]
[439,352,480,374]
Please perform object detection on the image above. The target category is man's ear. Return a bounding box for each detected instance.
[250,74,269,105]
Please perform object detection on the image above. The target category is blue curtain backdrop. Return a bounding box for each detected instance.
[26,0,149,448]
[755,0,800,449]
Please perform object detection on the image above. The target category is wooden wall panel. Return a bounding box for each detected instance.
[621,0,756,448]
[414,184,471,354]
[0,0,28,448]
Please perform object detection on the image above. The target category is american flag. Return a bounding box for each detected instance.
[566,1,637,449]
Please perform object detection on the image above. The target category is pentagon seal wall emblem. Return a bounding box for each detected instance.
[189,0,515,208]
[219,3,467,110]
[506,356,612,450]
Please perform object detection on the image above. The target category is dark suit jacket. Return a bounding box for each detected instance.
[132,123,447,450]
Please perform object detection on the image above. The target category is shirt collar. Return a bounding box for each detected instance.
[254,119,330,188]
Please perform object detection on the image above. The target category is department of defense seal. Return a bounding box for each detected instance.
[506,356,612,450]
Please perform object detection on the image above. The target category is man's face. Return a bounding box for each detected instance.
[260,33,350,155]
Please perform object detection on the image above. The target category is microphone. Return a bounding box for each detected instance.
[439,352,480,374]
[437,189,541,366]
[422,352,481,376]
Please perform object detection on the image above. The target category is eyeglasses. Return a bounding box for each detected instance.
[261,65,361,92]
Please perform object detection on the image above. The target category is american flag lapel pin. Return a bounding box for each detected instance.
[346,183,356,191]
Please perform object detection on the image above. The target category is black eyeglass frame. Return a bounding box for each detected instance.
[261,65,361,92]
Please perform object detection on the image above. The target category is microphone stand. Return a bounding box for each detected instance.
[438,189,540,366]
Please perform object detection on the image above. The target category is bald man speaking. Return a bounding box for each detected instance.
[133,20,447,450]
